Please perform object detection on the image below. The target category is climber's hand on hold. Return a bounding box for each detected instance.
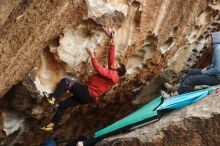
[110,29,116,45]
[76,141,83,146]
[87,47,95,58]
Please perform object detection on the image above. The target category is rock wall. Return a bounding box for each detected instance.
[0,0,220,145]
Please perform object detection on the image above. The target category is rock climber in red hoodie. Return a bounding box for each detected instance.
[41,31,126,131]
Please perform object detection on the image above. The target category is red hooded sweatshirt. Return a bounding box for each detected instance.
[87,45,119,101]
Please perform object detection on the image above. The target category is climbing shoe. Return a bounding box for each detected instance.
[43,92,56,105]
[51,103,60,109]
[171,91,179,96]
[161,90,171,99]
[164,83,177,92]
[41,123,54,132]
[47,97,56,105]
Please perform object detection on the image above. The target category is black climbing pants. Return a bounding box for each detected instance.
[52,78,75,99]
[177,69,220,94]
[52,79,94,125]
